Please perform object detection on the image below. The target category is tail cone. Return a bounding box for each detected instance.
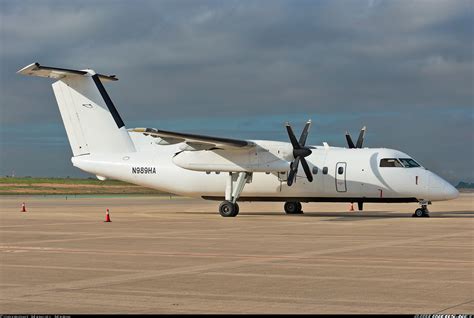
[104,208,111,222]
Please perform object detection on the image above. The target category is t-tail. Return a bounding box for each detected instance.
[17,63,136,156]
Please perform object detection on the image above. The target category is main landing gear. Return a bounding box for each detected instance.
[284,201,303,214]
[413,201,430,217]
[219,201,239,217]
[219,172,251,217]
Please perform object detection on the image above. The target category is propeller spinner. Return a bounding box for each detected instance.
[286,120,314,186]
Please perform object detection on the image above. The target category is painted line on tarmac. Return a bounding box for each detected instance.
[1,229,471,301]
[0,221,102,228]
[201,271,472,285]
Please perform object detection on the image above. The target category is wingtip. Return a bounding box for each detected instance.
[17,62,39,74]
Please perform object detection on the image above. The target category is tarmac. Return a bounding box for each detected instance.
[0,194,473,314]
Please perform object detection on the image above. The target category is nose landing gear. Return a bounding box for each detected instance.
[413,201,431,217]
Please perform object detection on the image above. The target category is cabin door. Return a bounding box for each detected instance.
[335,162,347,192]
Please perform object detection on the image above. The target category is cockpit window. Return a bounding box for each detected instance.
[380,158,403,167]
[399,158,421,168]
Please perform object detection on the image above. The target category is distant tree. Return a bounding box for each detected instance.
[456,182,474,189]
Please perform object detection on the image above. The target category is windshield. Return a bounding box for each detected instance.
[379,158,403,167]
[399,158,421,168]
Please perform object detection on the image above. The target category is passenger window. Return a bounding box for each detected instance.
[399,158,421,168]
[322,167,328,174]
[338,166,344,175]
[312,167,318,175]
[380,158,403,167]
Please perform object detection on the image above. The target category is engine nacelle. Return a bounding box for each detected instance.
[172,141,292,173]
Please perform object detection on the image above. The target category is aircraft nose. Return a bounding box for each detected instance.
[444,183,459,200]
[428,172,459,200]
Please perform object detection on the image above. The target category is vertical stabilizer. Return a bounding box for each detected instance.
[18,63,135,156]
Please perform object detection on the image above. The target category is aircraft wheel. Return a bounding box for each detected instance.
[234,203,240,216]
[219,201,238,217]
[414,208,424,217]
[284,201,302,214]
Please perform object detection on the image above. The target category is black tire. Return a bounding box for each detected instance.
[219,201,237,217]
[296,202,303,213]
[414,208,424,217]
[284,201,301,214]
[233,203,240,217]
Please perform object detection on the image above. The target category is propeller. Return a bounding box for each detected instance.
[286,120,314,186]
[345,126,366,149]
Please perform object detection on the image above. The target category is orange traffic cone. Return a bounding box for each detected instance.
[104,208,111,222]
[349,202,354,212]
[21,202,27,212]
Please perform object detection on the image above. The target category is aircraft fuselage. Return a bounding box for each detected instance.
[72,135,458,203]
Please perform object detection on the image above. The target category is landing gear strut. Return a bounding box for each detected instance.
[413,201,430,217]
[284,201,303,214]
[219,172,251,217]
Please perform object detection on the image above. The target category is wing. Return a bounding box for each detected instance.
[130,128,254,150]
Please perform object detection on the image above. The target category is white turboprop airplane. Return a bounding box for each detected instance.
[18,63,459,217]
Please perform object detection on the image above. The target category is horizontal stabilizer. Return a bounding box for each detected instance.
[17,63,118,82]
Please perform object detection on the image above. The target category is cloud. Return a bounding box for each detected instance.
[0,0,472,182]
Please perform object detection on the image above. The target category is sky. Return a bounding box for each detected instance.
[0,0,473,184]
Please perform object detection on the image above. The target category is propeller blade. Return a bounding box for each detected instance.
[287,169,296,186]
[300,157,313,182]
[358,201,363,211]
[286,123,301,149]
[292,156,300,171]
[298,119,312,146]
[345,132,356,148]
[356,126,366,148]
[287,156,300,186]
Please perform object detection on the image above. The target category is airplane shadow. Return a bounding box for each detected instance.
[302,211,474,219]
[174,211,474,219]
